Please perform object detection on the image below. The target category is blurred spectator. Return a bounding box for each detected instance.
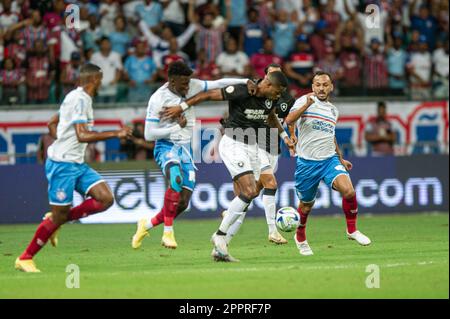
[0,0,20,32]
[407,36,432,99]
[161,0,186,36]
[60,51,81,95]
[227,0,247,42]
[193,48,220,81]
[387,33,408,95]
[120,122,155,160]
[0,56,25,104]
[109,16,131,57]
[139,16,196,68]
[310,19,332,62]
[216,37,250,78]
[338,29,363,95]
[285,34,314,97]
[297,0,319,35]
[136,0,163,29]
[160,37,190,79]
[344,0,388,50]
[81,13,103,52]
[78,0,99,16]
[250,38,283,79]
[271,9,297,59]
[241,7,266,58]
[36,131,55,164]
[194,1,229,64]
[124,39,158,103]
[315,46,343,93]
[364,38,388,95]
[8,10,48,52]
[3,29,26,68]
[432,39,449,98]
[25,39,53,104]
[320,0,341,38]
[99,0,119,34]
[410,1,438,50]
[90,36,123,103]
[365,102,396,156]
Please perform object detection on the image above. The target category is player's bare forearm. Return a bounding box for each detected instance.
[48,113,59,139]
[285,98,313,125]
[161,89,224,120]
[268,110,284,134]
[75,123,132,143]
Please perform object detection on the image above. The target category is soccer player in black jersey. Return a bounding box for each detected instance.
[161,71,295,262]
[223,64,296,248]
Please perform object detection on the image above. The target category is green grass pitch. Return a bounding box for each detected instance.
[0,213,448,298]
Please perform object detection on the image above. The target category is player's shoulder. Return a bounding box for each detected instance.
[64,87,91,106]
[147,83,174,107]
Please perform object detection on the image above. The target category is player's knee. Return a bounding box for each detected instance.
[99,192,114,209]
[301,204,313,215]
[52,212,69,225]
[241,185,259,200]
[342,188,356,200]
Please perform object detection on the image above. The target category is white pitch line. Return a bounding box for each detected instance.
[0,260,446,280]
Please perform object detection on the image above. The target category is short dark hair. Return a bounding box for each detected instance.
[168,61,193,78]
[80,63,102,77]
[377,101,386,108]
[267,71,288,89]
[264,63,282,75]
[313,71,332,82]
[99,36,110,44]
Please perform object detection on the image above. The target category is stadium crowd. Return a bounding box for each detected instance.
[0,0,448,106]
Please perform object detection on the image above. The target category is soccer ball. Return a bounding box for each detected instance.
[276,207,300,232]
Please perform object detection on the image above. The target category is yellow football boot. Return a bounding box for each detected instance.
[161,230,177,249]
[131,218,149,249]
[15,258,41,273]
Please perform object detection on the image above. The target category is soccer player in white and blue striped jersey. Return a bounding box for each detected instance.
[286,71,371,256]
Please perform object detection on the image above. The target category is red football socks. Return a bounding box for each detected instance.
[163,188,180,227]
[20,218,59,260]
[342,195,358,234]
[68,198,107,221]
[296,207,309,242]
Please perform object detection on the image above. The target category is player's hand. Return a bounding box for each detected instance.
[306,93,316,106]
[247,80,258,95]
[284,136,296,157]
[117,126,133,139]
[177,115,187,128]
[290,134,298,146]
[342,159,353,171]
[161,106,183,121]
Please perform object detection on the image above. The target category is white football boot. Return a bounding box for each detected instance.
[347,230,371,246]
[294,234,314,256]
[211,232,229,258]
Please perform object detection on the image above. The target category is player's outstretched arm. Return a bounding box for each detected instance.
[160,89,224,120]
[75,123,133,143]
[285,93,315,125]
[48,113,59,139]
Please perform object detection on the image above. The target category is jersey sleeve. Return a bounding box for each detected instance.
[290,95,308,112]
[221,84,250,101]
[70,96,90,124]
[188,78,249,97]
[146,94,162,123]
